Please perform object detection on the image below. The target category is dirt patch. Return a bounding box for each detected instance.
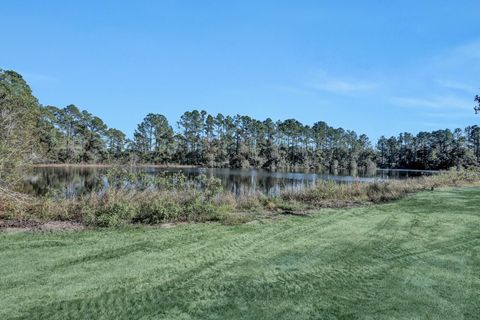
[158,222,189,228]
[0,219,85,233]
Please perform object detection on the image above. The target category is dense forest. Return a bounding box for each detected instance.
[1,68,479,174]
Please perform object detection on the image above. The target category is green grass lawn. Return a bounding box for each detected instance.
[1,188,479,319]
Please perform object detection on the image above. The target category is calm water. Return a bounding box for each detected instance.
[22,166,437,197]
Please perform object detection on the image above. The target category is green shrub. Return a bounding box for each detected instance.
[134,196,182,224]
[84,202,135,227]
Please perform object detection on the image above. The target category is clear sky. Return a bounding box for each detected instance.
[1,0,479,140]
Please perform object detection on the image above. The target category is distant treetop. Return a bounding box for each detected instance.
[475,93,480,114]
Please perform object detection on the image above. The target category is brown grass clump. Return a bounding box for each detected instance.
[280,169,480,209]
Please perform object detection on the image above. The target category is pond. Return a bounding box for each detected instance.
[21,166,438,198]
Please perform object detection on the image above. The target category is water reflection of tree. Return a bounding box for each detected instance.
[23,167,436,198]
[23,167,105,197]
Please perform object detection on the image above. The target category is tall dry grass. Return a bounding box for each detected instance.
[1,169,479,227]
[282,169,480,206]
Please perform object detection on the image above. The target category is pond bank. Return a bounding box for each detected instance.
[2,169,479,228]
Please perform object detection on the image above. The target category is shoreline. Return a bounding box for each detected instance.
[2,170,479,230]
[32,163,200,169]
[1,185,478,233]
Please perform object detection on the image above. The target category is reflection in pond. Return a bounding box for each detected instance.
[22,166,438,198]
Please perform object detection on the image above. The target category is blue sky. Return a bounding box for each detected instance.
[1,0,479,140]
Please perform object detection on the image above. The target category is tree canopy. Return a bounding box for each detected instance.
[1,68,479,172]
[0,69,40,178]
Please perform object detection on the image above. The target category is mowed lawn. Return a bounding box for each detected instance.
[1,188,479,319]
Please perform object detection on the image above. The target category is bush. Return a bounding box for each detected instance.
[85,202,134,227]
[134,196,182,224]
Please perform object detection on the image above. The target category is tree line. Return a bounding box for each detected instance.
[1,68,480,173]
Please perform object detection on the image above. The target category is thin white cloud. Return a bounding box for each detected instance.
[386,41,480,118]
[422,112,473,119]
[282,40,479,129]
[390,95,473,111]
[310,79,378,94]
[436,80,477,94]
[278,72,379,97]
[390,97,438,108]
[429,40,480,72]
[454,41,480,60]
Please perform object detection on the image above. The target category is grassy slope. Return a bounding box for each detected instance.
[1,188,479,319]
